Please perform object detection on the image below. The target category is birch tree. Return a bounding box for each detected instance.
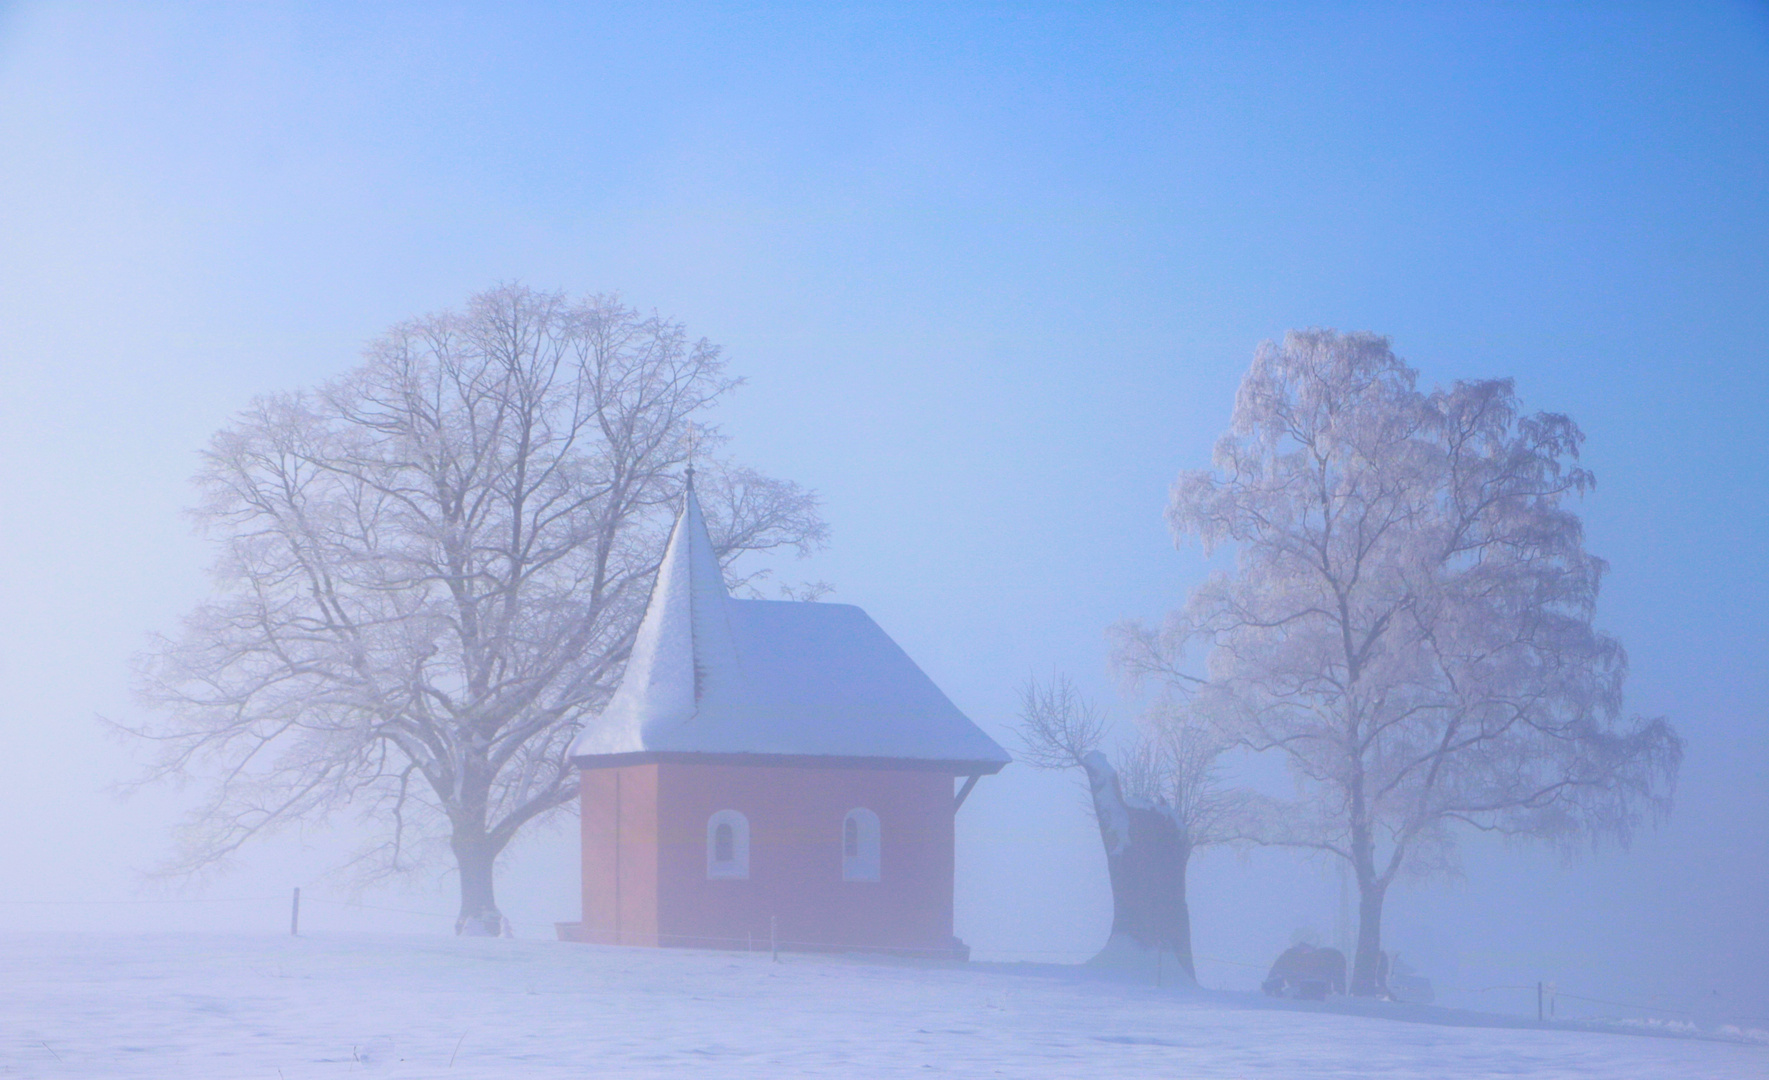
[1116,329,1681,994]
[1016,676,1241,981]
[126,285,825,933]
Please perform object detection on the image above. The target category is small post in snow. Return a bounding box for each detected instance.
[1537,981,1544,1022]
[291,887,301,937]
[771,915,778,963]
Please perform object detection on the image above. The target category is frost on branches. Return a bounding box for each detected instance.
[1116,329,1682,995]
[125,286,825,934]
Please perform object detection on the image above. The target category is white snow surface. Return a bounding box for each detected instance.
[2,932,1763,1079]
[571,485,1009,769]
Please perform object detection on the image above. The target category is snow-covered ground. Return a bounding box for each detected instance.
[1,933,1763,1079]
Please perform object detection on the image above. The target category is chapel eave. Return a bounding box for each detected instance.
[568,748,1009,776]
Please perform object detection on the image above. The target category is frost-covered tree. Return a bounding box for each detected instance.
[1116,329,1682,994]
[1016,676,1241,981]
[125,286,825,933]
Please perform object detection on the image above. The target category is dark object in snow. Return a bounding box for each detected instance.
[1262,944,1347,999]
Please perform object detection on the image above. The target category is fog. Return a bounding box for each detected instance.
[0,0,1764,1039]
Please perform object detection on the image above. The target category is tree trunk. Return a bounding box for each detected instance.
[1080,752,1196,980]
[1350,878,1387,996]
[453,835,505,937]
[1172,852,1196,982]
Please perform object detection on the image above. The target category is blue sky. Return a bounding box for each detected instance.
[1,1,1765,1019]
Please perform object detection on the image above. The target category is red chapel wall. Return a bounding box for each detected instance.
[576,762,956,954]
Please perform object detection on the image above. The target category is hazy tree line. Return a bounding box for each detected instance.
[127,292,1680,973]
[1020,330,1682,994]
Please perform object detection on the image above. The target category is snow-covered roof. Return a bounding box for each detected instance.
[570,482,1010,774]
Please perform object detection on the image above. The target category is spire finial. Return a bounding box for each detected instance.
[685,423,699,491]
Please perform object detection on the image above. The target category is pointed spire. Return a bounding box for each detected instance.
[574,474,743,754]
[677,478,741,700]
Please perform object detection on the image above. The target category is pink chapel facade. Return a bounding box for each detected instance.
[558,481,1009,958]
[574,762,960,954]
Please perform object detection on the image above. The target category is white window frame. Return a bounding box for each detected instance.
[707,809,750,880]
[841,807,880,882]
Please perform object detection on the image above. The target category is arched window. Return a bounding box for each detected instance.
[707,810,749,880]
[841,808,880,882]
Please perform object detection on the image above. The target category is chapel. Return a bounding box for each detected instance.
[558,478,1009,958]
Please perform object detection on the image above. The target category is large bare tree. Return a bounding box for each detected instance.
[1116,329,1682,994]
[1016,676,1241,982]
[126,286,825,933]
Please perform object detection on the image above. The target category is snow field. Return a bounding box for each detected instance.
[1,933,1763,1079]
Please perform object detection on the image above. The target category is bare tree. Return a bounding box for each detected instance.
[1116,329,1682,994]
[124,285,826,933]
[1016,676,1240,981]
